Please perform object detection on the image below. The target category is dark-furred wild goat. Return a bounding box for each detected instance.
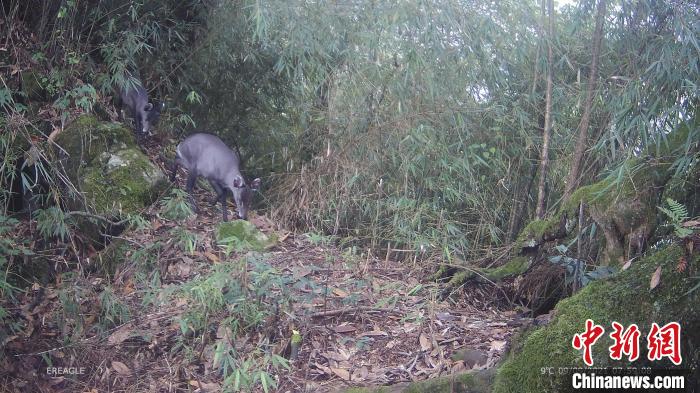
[117,79,164,139]
[171,133,261,221]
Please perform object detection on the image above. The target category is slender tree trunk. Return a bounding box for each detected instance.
[564,0,606,200]
[535,0,554,219]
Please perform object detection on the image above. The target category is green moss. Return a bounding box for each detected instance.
[82,148,168,213]
[447,270,472,286]
[518,153,676,265]
[565,177,613,213]
[54,115,168,216]
[516,215,562,250]
[428,264,451,281]
[494,244,700,393]
[484,257,530,281]
[216,220,277,252]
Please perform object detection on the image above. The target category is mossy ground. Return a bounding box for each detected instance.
[344,369,493,393]
[493,244,700,392]
[216,220,278,252]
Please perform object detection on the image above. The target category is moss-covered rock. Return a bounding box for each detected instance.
[215,220,277,252]
[485,257,530,281]
[493,244,700,392]
[54,115,168,216]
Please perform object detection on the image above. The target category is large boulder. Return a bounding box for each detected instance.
[54,115,167,237]
[494,243,700,392]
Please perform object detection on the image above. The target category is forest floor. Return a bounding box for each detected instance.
[1,139,531,393]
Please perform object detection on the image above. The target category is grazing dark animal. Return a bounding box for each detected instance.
[171,133,261,221]
[117,79,164,138]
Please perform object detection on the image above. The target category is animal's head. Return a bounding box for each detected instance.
[138,102,164,135]
[231,176,261,220]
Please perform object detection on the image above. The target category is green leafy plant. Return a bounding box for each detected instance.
[35,207,72,242]
[0,215,27,345]
[549,243,616,289]
[172,227,199,255]
[54,83,97,115]
[160,189,194,221]
[658,198,694,238]
[57,276,85,342]
[98,286,130,330]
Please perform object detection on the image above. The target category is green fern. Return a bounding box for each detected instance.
[658,198,693,238]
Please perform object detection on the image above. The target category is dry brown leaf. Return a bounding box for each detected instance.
[313,363,332,375]
[650,266,662,290]
[452,360,466,372]
[204,251,220,264]
[419,333,432,351]
[352,366,369,381]
[676,256,688,273]
[332,288,349,298]
[622,259,633,271]
[322,351,350,362]
[151,220,163,231]
[122,278,136,295]
[111,361,131,375]
[293,266,313,280]
[108,325,133,345]
[189,380,220,390]
[333,324,356,334]
[330,367,351,381]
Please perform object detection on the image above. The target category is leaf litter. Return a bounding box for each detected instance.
[0,141,532,392]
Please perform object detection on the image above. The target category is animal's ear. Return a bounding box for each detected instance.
[144,102,154,111]
[233,176,244,188]
[250,178,261,190]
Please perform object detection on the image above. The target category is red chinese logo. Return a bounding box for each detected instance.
[609,321,640,361]
[572,319,605,366]
[572,320,683,366]
[647,322,682,365]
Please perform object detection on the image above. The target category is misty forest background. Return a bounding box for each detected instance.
[0,0,698,392]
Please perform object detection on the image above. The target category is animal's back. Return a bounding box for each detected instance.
[120,83,147,108]
[177,133,239,178]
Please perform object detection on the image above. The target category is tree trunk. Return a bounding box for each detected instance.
[564,0,607,200]
[535,0,554,219]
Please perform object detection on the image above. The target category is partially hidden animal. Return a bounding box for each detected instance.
[171,132,261,221]
[117,79,164,138]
